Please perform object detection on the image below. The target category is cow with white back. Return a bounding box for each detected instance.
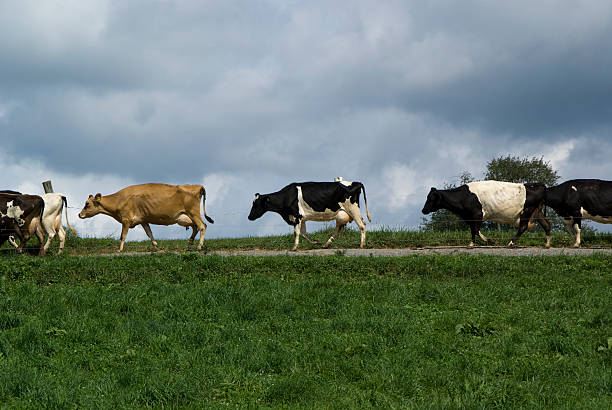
[78,183,214,252]
[248,179,371,251]
[545,179,612,247]
[422,180,551,247]
[0,191,46,254]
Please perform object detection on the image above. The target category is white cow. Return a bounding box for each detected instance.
[9,193,76,254]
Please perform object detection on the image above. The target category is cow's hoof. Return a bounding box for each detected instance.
[468,242,475,248]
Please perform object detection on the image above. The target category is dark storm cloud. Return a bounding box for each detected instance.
[1,1,612,238]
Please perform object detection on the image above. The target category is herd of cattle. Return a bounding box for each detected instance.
[1,178,611,254]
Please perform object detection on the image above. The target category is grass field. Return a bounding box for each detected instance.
[0,250,611,408]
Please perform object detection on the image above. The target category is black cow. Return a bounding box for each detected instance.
[422,180,551,247]
[545,179,612,247]
[0,191,45,254]
[248,179,371,250]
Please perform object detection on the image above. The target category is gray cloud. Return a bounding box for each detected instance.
[1,0,612,238]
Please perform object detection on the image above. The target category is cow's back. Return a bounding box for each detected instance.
[467,181,526,226]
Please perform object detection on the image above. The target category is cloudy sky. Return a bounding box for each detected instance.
[1,0,612,241]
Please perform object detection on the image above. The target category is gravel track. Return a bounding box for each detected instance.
[209,246,612,257]
[102,247,612,257]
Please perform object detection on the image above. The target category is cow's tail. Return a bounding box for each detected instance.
[62,196,77,235]
[200,187,214,224]
[360,183,371,222]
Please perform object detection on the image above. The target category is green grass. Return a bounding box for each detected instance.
[4,227,612,255]
[0,253,611,407]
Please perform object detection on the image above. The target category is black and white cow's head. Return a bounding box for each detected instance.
[248,193,270,221]
[421,188,442,215]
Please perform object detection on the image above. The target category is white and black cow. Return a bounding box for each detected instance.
[422,180,551,247]
[0,191,45,254]
[248,180,371,250]
[545,179,612,247]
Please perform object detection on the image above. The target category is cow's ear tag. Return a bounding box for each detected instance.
[95,193,102,201]
[266,197,270,202]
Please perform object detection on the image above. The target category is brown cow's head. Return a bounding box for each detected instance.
[79,193,103,219]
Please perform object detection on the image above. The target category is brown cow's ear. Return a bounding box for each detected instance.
[88,194,93,199]
[95,193,102,201]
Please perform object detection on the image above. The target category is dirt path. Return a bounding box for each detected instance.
[209,246,612,257]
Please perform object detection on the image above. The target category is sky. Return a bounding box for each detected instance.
[1,0,612,241]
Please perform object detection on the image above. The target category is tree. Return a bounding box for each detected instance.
[484,155,559,186]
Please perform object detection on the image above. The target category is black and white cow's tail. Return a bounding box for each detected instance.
[360,183,372,222]
[61,196,77,235]
[200,187,215,224]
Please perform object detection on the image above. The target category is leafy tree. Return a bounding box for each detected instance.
[484,155,559,186]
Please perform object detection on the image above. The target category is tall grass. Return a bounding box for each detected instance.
[0,253,610,407]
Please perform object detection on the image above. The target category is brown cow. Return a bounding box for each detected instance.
[78,183,214,252]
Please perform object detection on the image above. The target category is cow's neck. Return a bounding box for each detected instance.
[439,190,469,215]
[98,193,126,220]
[268,194,299,224]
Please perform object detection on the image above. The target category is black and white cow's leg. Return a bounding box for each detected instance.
[468,222,478,247]
[572,219,582,247]
[533,208,551,248]
[323,211,350,248]
[56,225,66,254]
[563,217,581,247]
[342,205,366,248]
[292,223,301,251]
[141,223,160,251]
[34,221,46,255]
[299,221,321,245]
[508,220,529,247]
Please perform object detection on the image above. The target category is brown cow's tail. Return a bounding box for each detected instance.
[200,187,214,224]
[62,196,77,235]
[360,183,371,223]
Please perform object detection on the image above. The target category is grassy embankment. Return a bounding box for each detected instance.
[4,227,611,255]
[0,252,610,407]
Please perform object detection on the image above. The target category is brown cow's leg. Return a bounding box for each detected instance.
[118,224,130,252]
[185,213,207,250]
[187,225,198,247]
[141,223,160,251]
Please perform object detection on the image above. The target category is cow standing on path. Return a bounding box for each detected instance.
[545,179,612,247]
[422,180,551,247]
[78,183,214,252]
[248,180,371,251]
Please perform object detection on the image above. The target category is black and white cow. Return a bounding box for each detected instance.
[248,179,371,250]
[0,191,45,254]
[422,180,551,247]
[545,179,612,247]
